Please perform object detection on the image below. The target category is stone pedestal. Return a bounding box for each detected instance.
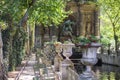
[60,41,75,80]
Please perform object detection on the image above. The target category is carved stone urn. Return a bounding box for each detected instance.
[60,41,75,80]
[80,42,101,79]
[62,41,75,60]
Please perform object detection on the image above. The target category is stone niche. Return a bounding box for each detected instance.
[66,1,100,37]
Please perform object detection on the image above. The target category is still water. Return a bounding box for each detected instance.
[75,64,120,80]
[94,64,120,80]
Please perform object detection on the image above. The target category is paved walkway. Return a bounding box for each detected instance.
[8,53,60,80]
[8,54,37,80]
[19,54,37,80]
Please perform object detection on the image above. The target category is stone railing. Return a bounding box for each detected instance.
[98,54,120,66]
[67,67,79,80]
[38,42,80,80]
[36,49,60,80]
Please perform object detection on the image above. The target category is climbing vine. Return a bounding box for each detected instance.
[2,26,14,71]
[12,27,28,67]
[6,27,28,71]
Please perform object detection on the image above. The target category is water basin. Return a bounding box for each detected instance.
[75,64,120,80]
[94,64,120,80]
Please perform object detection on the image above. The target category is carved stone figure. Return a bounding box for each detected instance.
[63,20,73,36]
[62,20,74,41]
[85,14,93,37]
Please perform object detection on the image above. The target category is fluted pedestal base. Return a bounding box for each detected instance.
[80,58,98,80]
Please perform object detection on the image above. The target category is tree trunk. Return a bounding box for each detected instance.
[19,0,36,27]
[19,0,36,55]
[19,10,29,27]
[112,23,118,53]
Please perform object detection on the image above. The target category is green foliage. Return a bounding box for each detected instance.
[75,35,100,48]
[29,0,69,26]
[100,25,114,47]
[0,21,8,30]
[89,35,99,42]
[77,36,91,45]
[77,35,99,44]
[98,0,120,25]
[101,36,111,47]
[2,27,13,59]
[2,26,13,72]
[2,26,16,71]
[12,27,28,67]
[0,0,26,22]
[0,0,70,27]
[7,27,28,71]
[100,72,116,80]
[98,0,120,50]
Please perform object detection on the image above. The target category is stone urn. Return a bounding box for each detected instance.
[60,41,75,80]
[62,41,75,60]
[79,42,101,79]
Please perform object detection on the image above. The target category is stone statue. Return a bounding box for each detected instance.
[85,14,93,37]
[62,20,74,40]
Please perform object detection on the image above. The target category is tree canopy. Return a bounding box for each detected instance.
[0,0,70,27]
[98,0,120,52]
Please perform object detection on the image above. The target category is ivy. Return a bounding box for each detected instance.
[2,26,13,72]
[12,27,28,67]
[2,25,16,71]
[6,27,28,71]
